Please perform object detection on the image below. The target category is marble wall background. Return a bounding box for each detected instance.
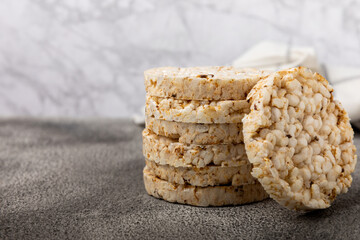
[0,0,359,118]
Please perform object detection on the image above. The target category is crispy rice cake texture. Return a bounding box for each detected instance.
[145,159,256,187]
[142,129,249,168]
[144,66,269,100]
[145,116,244,145]
[243,67,357,210]
[143,167,268,207]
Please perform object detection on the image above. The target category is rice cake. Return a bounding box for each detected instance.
[145,116,243,145]
[143,167,268,207]
[144,66,269,100]
[143,129,248,168]
[146,95,249,124]
[145,159,255,187]
[242,67,357,210]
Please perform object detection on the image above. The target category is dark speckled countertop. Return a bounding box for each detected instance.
[1,119,359,240]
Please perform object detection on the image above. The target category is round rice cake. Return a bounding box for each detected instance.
[242,67,357,210]
[143,167,268,207]
[142,129,248,168]
[146,95,249,123]
[144,66,269,100]
[145,159,255,187]
[145,116,243,145]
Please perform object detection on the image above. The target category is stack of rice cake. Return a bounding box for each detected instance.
[142,66,270,206]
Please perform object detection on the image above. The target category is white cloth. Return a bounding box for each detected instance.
[233,41,360,124]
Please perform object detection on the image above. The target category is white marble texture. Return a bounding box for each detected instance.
[0,0,359,117]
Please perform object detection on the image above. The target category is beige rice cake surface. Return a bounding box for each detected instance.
[143,129,248,168]
[145,116,243,145]
[144,66,269,100]
[143,167,268,207]
[145,159,255,187]
[243,67,357,210]
[146,95,249,123]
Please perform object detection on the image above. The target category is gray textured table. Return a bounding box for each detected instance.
[1,118,359,240]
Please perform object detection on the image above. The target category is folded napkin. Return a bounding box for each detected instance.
[233,41,360,128]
